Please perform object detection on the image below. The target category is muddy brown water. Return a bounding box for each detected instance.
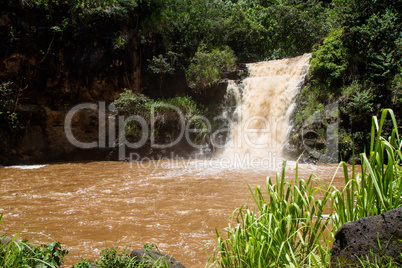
[0,160,347,267]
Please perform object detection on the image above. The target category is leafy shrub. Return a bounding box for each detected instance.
[112,90,204,120]
[0,215,68,268]
[309,29,348,89]
[147,53,176,96]
[338,129,353,161]
[346,89,374,123]
[72,245,174,268]
[186,45,236,91]
[94,246,138,268]
[147,54,175,76]
[72,247,138,268]
[112,89,151,117]
[0,240,68,268]
[0,81,22,128]
[112,90,207,144]
[113,33,127,50]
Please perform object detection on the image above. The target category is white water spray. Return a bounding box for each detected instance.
[220,53,311,159]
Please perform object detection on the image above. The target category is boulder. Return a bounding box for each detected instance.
[331,206,402,267]
[130,249,186,268]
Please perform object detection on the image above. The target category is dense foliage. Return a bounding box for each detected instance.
[17,0,328,61]
[4,0,401,158]
[212,163,332,267]
[136,0,332,92]
[4,0,332,98]
[186,45,236,91]
[294,0,402,158]
[150,0,330,61]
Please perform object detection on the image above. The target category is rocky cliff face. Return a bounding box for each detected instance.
[0,2,207,165]
[0,3,141,108]
[0,104,114,164]
[0,2,237,165]
[0,3,142,165]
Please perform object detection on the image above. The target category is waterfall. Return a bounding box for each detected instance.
[219,53,311,160]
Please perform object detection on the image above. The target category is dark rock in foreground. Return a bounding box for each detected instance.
[130,249,186,268]
[331,206,402,267]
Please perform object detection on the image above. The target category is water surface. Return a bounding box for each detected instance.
[0,160,344,267]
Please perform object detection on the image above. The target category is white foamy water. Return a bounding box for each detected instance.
[4,165,47,170]
[221,54,311,160]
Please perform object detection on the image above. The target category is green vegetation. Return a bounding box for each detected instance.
[112,89,208,144]
[2,110,402,267]
[0,230,170,268]
[72,247,138,268]
[152,0,329,62]
[14,0,329,62]
[210,109,402,267]
[356,251,402,268]
[3,0,402,264]
[72,245,175,268]
[148,53,176,97]
[186,45,236,91]
[11,0,144,35]
[210,162,331,267]
[0,215,68,268]
[331,109,402,229]
[0,81,23,128]
[4,0,401,158]
[309,29,348,89]
[112,89,205,117]
[294,0,402,158]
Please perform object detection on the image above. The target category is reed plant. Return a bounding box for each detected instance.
[209,162,333,268]
[211,108,402,267]
[331,108,402,230]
